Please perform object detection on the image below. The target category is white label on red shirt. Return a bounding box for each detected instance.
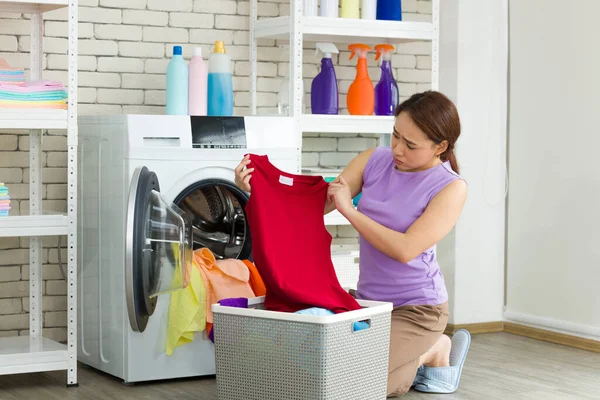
[279,175,294,186]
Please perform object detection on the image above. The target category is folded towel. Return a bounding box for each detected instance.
[0,80,66,93]
[0,94,68,101]
[0,103,68,109]
[0,97,68,103]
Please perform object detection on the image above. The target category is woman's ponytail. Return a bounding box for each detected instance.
[442,148,459,174]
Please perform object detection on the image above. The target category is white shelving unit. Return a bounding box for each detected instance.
[249,0,440,225]
[0,0,78,386]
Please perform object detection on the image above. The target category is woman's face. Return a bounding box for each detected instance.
[391,111,446,172]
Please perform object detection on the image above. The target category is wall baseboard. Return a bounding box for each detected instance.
[503,310,600,340]
[445,321,504,335]
[444,321,600,353]
[503,322,600,353]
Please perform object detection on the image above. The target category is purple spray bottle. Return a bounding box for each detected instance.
[374,44,399,116]
[311,43,339,115]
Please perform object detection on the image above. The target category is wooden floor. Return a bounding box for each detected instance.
[0,332,599,399]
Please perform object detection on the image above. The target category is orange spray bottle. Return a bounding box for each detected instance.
[347,43,374,115]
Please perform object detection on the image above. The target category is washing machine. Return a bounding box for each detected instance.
[77,114,300,383]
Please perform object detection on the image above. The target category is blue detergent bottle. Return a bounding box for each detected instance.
[374,44,399,116]
[207,41,234,116]
[166,45,188,115]
[377,0,402,21]
[311,43,339,115]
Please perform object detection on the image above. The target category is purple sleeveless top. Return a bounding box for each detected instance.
[355,147,462,307]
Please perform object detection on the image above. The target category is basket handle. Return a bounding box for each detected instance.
[352,318,371,333]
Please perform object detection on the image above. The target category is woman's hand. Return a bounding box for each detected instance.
[234,155,254,192]
[327,175,354,215]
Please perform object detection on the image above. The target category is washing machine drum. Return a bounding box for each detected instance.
[173,179,251,260]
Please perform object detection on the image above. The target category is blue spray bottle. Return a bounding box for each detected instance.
[311,43,339,115]
[374,44,399,116]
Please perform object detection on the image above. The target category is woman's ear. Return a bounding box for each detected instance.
[435,140,449,156]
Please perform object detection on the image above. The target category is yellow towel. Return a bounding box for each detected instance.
[166,245,207,356]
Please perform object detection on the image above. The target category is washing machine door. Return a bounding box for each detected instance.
[125,166,193,333]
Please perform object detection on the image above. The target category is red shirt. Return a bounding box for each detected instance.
[245,154,361,313]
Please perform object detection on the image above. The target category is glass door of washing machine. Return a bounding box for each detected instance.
[125,166,193,332]
[125,166,254,333]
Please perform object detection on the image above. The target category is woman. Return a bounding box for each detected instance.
[235,91,471,397]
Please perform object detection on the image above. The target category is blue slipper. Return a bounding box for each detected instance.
[414,329,471,393]
[412,365,424,387]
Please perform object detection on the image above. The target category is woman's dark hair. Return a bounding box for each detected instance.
[394,91,461,174]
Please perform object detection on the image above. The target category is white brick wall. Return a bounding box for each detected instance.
[0,0,432,338]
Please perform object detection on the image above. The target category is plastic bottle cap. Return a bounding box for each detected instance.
[193,47,202,57]
[348,43,371,59]
[213,41,226,54]
[173,45,182,56]
[374,44,395,60]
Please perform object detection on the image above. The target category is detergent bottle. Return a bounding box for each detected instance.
[311,43,339,115]
[166,45,188,115]
[320,0,339,17]
[374,44,399,116]
[361,0,377,19]
[188,47,208,116]
[377,0,402,21]
[207,41,233,116]
[341,0,359,18]
[347,44,374,115]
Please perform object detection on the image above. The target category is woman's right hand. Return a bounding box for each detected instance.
[234,155,254,192]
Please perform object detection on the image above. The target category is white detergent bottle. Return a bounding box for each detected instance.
[361,0,377,19]
[207,41,233,116]
[188,47,208,116]
[320,0,339,17]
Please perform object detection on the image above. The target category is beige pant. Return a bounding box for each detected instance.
[386,302,449,397]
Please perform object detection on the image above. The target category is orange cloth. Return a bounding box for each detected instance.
[243,259,266,296]
[194,248,255,325]
[203,258,267,336]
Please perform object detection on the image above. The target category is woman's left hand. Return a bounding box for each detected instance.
[327,175,354,215]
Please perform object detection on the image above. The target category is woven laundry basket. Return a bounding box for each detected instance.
[212,296,392,400]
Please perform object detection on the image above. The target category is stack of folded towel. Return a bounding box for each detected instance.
[0,58,25,85]
[0,58,68,109]
[0,183,10,217]
[0,80,68,109]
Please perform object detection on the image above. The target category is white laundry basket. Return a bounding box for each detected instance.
[212,296,392,400]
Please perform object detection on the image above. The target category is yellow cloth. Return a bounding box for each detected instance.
[0,100,67,109]
[166,246,207,356]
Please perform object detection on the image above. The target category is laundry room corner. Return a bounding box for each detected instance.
[4,0,598,398]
